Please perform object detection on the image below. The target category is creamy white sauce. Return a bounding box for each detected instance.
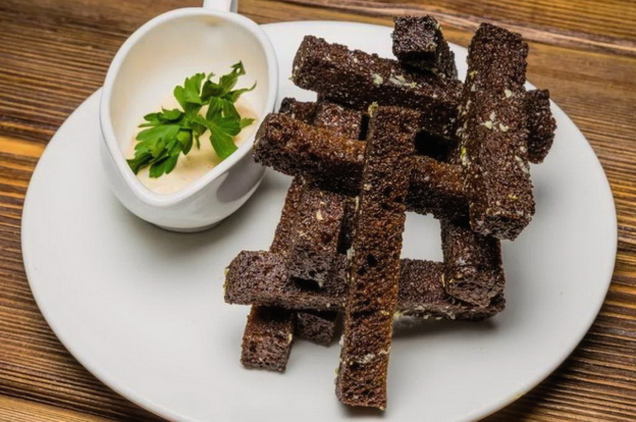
[128,97,257,195]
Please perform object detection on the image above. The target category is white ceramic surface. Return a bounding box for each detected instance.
[22,21,616,422]
[100,5,278,231]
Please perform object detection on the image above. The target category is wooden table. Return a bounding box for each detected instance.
[1,0,634,420]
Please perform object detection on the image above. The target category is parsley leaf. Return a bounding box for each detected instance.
[127,63,256,178]
[224,82,257,103]
[174,73,205,112]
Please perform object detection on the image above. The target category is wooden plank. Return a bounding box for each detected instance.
[0,395,114,422]
[0,0,634,420]
[279,0,636,56]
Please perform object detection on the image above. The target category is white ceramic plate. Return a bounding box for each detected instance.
[22,21,616,422]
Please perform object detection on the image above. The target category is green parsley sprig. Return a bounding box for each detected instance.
[127,62,256,178]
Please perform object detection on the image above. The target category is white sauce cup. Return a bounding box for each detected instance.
[99,0,277,231]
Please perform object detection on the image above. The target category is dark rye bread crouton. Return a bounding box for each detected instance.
[407,155,467,221]
[440,219,504,307]
[392,16,457,79]
[254,113,365,195]
[279,98,366,140]
[225,251,503,320]
[465,24,528,92]
[337,311,395,409]
[526,89,556,164]
[396,260,504,321]
[285,185,346,287]
[240,179,305,371]
[279,97,317,122]
[240,306,294,372]
[269,177,306,256]
[336,106,419,410]
[291,35,462,139]
[226,250,347,310]
[455,23,534,240]
[341,107,419,314]
[295,310,339,345]
[313,101,364,140]
[439,67,506,308]
[254,113,470,221]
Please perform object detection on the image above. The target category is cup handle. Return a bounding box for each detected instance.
[202,0,237,12]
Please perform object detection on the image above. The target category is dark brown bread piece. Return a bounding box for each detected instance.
[225,251,503,320]
[284,101,362,286]
[440,219,504,307]
[279,98,365,137]
[407,155,467,221]
[240,306,294,372]
[441,221,500,269]
[396,260,504,320]
[464,23,528,92]
[278,97,317,122]
[240,179,305,372]
[254,113,365,195]
[392,16,457,79]
[225,250,347,310]
[269,177,306,256]
[338,311,394,409]
[336,106,419,410]
[291,35,462,139]
[341,107,419,314]
[295,310,339,345]
[313,101,364,139]
[455,23,534,240]
[254,113,469,221]
[439,65,507,307]
[287,183,346,285]
[526,89,556,164]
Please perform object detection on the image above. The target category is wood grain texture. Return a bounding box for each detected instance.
[0,395,114,422]
[0,0,635,421]
[281,0,636,56]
